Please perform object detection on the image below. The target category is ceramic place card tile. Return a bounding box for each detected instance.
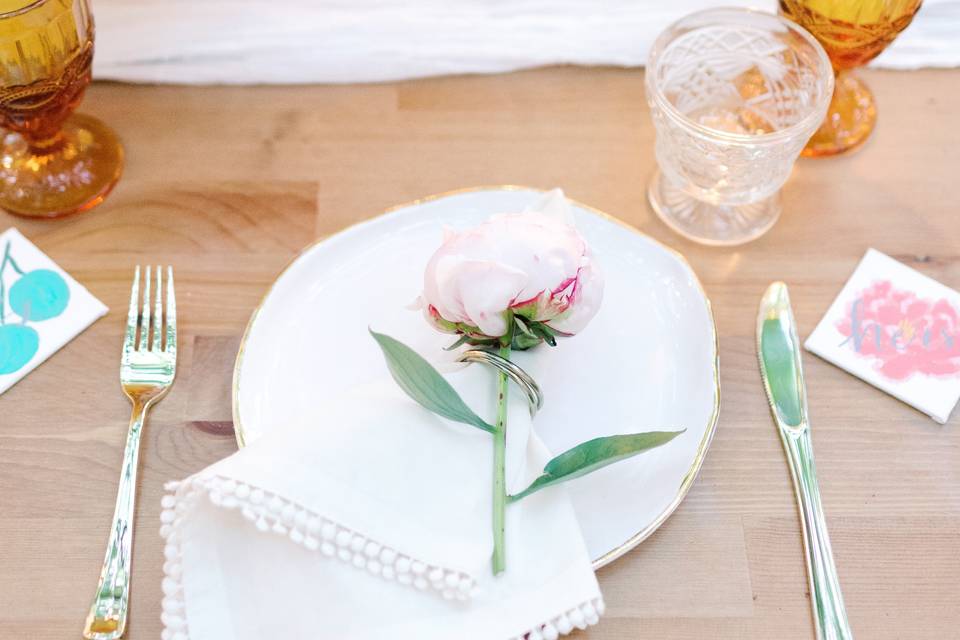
[805,248,960,424]
[0,228,108,395]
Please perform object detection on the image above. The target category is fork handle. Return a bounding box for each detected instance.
[83,400,149,640]
[781,427,853,640]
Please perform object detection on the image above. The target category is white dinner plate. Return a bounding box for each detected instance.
[232,186,720,568]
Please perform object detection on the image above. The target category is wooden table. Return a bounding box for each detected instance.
[2,67,958,639]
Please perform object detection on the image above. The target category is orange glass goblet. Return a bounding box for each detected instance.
[0,0,123,218]
[779,0,922,157]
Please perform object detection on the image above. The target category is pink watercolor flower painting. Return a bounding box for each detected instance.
[836,280,960,381]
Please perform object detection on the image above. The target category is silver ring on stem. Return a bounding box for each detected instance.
[458,349,544,418]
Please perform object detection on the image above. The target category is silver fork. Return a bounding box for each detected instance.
[83,266,177,640]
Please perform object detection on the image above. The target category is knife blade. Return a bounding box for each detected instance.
[757,282,853,640]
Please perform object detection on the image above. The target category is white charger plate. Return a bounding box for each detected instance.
[232,186,720,568]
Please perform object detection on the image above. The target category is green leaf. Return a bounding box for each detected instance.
[443,334,472,351]
[514,316,535,337]
[508,430,685,502]
[511,330,542,350]
[510,317,561,350]
[528,321,557,347]
[369,330,494,433]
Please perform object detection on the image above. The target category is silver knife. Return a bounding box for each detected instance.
[757,282,853,640]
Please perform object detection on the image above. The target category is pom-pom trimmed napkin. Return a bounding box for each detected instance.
[160,365,603,639]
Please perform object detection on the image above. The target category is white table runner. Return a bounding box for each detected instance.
[93,0,959,85]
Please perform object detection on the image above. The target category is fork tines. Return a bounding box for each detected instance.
[125,265,176,353]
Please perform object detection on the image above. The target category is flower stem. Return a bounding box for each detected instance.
[491,342,510,575]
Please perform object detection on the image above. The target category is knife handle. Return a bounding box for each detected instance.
[781,427,853,640]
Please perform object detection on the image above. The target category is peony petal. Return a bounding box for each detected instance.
[455,260,528,337]
[550,257,604,335]
[526,188,576,227]
[406,295,426,311]
[424,254,472,324]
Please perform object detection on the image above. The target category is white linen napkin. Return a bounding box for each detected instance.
[160,362,603,639]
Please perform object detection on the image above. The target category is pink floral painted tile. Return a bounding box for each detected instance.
[805,249,960,424]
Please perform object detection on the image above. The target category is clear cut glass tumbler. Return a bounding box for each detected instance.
[645,8,834,246]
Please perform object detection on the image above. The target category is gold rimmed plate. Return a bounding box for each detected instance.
[232,186,720,568]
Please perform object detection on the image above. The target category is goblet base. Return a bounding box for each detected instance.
[648,170,781,246]
[802,71,876,158]
[0,113,123,218]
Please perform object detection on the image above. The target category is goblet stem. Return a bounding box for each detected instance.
[23,129,67,155]
[802,69,877,158]
[0,113,123,218]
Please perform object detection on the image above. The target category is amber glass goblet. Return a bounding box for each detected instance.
[780,0,922,157]
[0,0,122,218]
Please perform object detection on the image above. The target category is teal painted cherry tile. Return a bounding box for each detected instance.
[9,269,70,322]
[0,324,39,374]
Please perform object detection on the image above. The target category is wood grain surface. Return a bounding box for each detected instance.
[1,67,958,640]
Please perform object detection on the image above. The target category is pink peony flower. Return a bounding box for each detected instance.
[419,190,603,348]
